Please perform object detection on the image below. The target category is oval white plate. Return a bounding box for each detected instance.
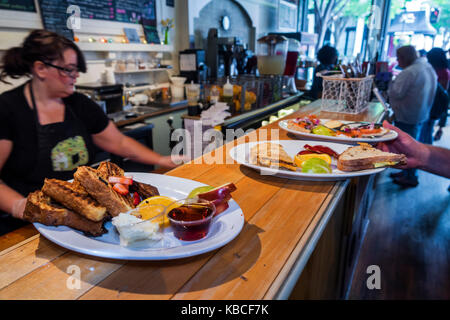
[279,119,398,143]
[34,173,244,260]
[230,140,385,181]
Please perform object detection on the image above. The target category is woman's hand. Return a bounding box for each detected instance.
[157,155,190,169]
[376,120,429,169]
[11,198,27,220]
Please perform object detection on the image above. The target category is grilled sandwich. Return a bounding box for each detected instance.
[74,166,134,216]
[250,142,297,171]
[23,191,106,237]
[337,143,407,171]
[42,178,107,222]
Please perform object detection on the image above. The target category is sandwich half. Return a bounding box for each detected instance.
[337,143,407,172]
[250,142,297,171]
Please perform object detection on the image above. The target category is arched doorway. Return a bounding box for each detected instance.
[193,0,256,51]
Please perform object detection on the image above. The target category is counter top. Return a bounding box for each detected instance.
[0,100,386,300]
[113,103,188,128]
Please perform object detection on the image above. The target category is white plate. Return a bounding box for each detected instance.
[33,173,244,261]
[230,140,385,181]
[279,119,398,143]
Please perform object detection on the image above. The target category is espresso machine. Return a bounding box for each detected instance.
[206,28,250,79]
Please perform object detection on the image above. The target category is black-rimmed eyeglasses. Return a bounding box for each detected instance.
[41,61,80,78]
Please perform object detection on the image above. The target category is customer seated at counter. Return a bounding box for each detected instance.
[309,45,339,99]
[387,45,437,188]
[0,30,183,236]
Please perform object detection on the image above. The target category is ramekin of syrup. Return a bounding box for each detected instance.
[167,199,216,241]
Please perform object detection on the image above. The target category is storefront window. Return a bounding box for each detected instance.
[306,0,372,61]
[384,0,449,64]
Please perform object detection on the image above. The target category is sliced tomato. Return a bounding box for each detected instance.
[360,128,382,134]
[113,183,129,195]
[351,130,362,137]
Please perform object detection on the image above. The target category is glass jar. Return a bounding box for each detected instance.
[240,75,258,110]
[257,35,288,75]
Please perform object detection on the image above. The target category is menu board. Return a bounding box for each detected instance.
[38,0,157,41]
[67,0,114,20]
[38,0,74,40]
[60,0,156,23]
[0,0,36,12]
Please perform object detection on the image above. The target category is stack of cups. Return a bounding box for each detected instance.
[170,77,187,99]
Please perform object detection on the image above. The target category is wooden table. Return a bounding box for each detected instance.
[0,100,386,300]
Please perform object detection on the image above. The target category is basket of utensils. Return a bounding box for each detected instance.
[319,63,374,114]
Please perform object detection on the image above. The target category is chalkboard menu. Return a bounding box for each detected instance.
[37,0,158,42]
[63,0,156,24]
[38,0,74,40]
[67,0,114,21]
[0,0,36,12]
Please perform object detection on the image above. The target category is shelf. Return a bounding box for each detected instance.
[76,42,173,52]
[114,68,169,74]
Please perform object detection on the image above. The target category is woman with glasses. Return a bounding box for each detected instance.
[0,30,184,235]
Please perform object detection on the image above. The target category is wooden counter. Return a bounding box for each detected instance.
[0,100,386,300]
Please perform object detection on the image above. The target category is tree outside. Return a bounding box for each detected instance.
[312,0,371,51]
[311,0,449,54]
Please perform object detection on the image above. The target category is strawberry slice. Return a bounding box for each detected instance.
[109,176,133,185]
[133,192,141,206]
[113,183,129,195]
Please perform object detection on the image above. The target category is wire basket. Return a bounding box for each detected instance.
[319,72,374,114]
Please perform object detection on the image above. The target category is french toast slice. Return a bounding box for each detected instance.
[97,161,125,179]
[129,181,160,199]
[23,191,106,237]
[74,166,134,216]
[42,179,107,222]
[96,161,134,207]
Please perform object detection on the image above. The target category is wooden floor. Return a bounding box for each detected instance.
[348,124,450,299]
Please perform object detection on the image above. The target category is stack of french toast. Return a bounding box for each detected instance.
[23,161,159,236]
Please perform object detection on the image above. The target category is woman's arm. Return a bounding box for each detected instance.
[0,140,27,219]
[92,121,184,168]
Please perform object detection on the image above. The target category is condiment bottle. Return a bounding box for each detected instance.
[210,86,220,104]
[222,77,232,101]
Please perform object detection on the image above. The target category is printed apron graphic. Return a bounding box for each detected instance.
[51,136,89,171]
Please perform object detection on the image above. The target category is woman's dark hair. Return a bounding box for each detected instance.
[0,29,86,84]
[317,45,338,65]
[427,47,449,71]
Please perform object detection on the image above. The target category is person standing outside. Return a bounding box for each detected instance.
[387,45,437,187]
[421,48,449,142]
